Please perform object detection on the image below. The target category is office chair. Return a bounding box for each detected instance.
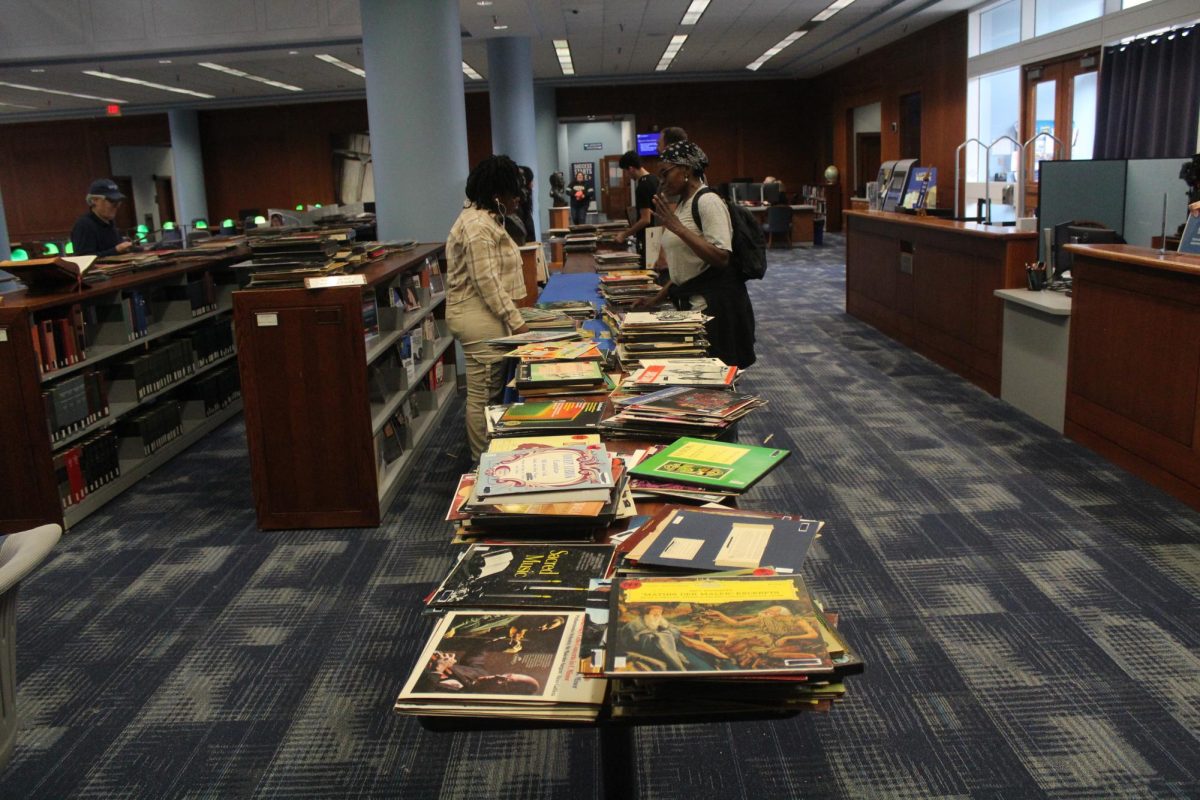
[0,523,62,769]
[762,205,794,248]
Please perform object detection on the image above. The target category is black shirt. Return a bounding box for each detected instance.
[70,211,125,256]
[633,173,660,258]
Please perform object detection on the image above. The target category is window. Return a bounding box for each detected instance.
[1035,0,1103,37]
[979,0,1020,53]
[966,68,1021,182]
[1122,0,1153,7]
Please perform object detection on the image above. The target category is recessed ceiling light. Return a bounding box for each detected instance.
[158,59,172,64]
[812,0,856,23]
[655,34,688,71]
[746,30,807,71]
[462,61,482,80]
[476,0,493,5]
[82,69,215,98]
[493,24,508,30]
[288,50,300,55]
[0,80,126,104]
[199,62,303,92]
[315,53,366,78]
[552,39,575,76]
[29,68,45,73]
[681,0,711,26]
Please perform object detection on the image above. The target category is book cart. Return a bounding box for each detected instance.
[233,244,458,529]
[0,251,245,534]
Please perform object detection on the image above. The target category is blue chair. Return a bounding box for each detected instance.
[0,523,62,769]
[762,205,794,248]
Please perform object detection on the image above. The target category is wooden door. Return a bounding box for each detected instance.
[600,155,630,223]
[154,175,175,227]
[855,133,882,198]
[1022,50,1097,214]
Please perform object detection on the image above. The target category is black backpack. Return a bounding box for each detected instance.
[690,188,767,281]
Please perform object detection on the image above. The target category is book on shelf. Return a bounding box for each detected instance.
[629,436,789,491]
[426,543,616,610]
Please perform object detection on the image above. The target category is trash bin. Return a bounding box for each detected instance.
[813,217,825,246]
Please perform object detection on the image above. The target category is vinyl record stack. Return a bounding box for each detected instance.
[620,358,740,393]
[593,251,642,271]
[445,442,633,542]
[535,299,597,322]
[604,308,711,366]
[235,234,344,287]
[599,386,765,441]
[598,270,660,307]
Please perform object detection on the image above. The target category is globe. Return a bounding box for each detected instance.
[823,165,840,184]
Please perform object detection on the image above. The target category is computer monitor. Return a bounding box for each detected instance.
[762,182,782,205]
[1052,222,1123,280]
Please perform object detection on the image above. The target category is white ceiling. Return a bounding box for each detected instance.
[0,0,975,121]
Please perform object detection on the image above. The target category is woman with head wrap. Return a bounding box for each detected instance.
[638,141,757,368]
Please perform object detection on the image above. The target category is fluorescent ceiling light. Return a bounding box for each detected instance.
[199,62,303,92]
[553,39,575,76]
[746,30,807,71]
[681,0,711,25]
[656,34,688,71]
[812,0,856,23]
[82,70,215,99]
[462,61,482,80]
[493,24,508,30]
[315,53,366,78]
[0,80,126,104]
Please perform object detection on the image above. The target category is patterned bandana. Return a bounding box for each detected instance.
[660,141,709,174]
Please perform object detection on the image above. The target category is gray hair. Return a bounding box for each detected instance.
[86,193,107,207]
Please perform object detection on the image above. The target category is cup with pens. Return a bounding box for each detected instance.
[1025,261,1048,291]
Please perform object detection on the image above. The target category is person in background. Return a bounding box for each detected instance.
[617,151,659,267]
[569,170,593,225]
[445,155,530,459]
[70,178,135,256]
[638,141,756,368]
[657,126,688,154]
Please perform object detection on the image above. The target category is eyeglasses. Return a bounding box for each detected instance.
[658,164,680,180]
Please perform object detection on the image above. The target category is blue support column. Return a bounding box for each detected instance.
[168,109,209,233]
[487,37,538,238]
[361,0,469,242]
[534,85,558,237]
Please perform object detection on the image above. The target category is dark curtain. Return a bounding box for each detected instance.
[1094,25,1200,159]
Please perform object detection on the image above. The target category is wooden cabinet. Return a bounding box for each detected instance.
[0,252,244,533]
[234,244,458,529]
[845,211,1036,395]
[1065,245,1200,510]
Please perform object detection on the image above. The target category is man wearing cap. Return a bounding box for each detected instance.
[70,179,135,256]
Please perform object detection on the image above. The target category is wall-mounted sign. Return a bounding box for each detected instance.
[583,143,604,151]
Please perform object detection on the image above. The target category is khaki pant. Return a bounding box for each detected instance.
[447,294,510,459]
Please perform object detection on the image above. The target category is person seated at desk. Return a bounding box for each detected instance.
[70,178,135,256]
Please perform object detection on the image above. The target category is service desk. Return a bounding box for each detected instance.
[1065,244,1200,510]
[845,210,1037,395]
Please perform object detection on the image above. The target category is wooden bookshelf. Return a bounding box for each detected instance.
[233,244,458,530]
[0,249,246,533]
[801,183,842,233]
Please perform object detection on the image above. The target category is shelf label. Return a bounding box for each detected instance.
[256,312,279,327]
[305,274,367,289]
[0,328,7,343]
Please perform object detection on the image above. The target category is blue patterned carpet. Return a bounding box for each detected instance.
[3,233,1199,798]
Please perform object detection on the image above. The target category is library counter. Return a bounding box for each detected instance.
[845,210,1037,395]
[1064,243,1200,510]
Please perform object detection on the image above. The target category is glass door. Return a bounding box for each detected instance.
[1022,50,1097,214]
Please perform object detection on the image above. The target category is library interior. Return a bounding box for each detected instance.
[1,0,1199,797]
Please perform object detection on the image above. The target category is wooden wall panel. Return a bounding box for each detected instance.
[554,81,823,191]
[815,13,968,217]
[0,114,170,242]
[199,101,369,223]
